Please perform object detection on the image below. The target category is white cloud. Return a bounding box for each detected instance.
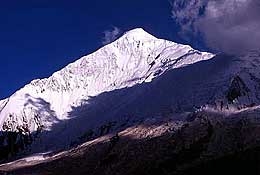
[170,0,260,54]
[102,26,121,45]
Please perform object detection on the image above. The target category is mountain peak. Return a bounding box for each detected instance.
[122,28,157,40]
[125,28,147,33]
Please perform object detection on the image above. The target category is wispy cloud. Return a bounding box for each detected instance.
[102,26,121,45]
[170,0,260,54]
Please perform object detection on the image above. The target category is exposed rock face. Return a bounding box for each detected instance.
[226,76,250,103]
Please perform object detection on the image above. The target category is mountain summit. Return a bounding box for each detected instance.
[122,28,157,40]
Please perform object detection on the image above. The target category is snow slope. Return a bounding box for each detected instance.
[1,28,259,154]
[0,28,214,152]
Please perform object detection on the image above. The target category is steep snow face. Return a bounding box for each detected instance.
[0,28,215,151]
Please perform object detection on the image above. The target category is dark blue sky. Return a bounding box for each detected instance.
[0,0,202,99]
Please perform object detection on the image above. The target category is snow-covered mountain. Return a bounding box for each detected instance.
[0,28,260,158]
